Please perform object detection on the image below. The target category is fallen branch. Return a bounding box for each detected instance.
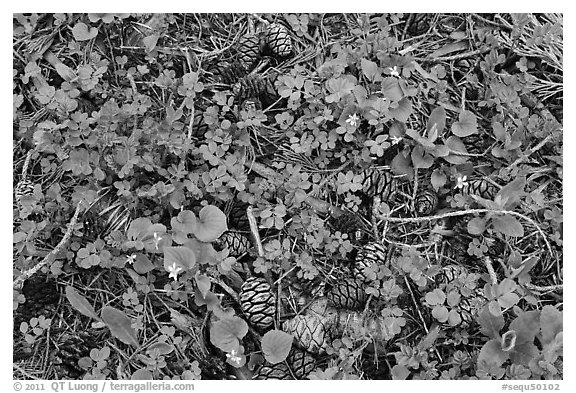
[524,283,563,293]
[379,208,554,256]
[13,201,84,289]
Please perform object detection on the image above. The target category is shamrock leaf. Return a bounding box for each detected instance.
[72,22,99,41]
[451,109,478,137]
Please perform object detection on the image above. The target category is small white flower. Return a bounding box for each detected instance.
[153,232,163,250]
[126,254,137,264]
[226,349,241,366]
[167,262,183,281]
[389,65,400,77]
[391,135,402,145]
[345,113,360,127]
[455,175,468,189]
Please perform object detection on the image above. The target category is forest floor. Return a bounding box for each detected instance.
[13,13,563,381]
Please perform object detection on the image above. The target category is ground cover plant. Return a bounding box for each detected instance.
[13,13,562,380]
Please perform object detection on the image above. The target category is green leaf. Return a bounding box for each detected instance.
[478,305,504,339]
[478,339,508,367]
[391,151,414,181]
[509,310,540,345]
[432,305,449,322]
[451,109,478,137]
[171,210,197,234]
[133,254,155,274]
[101,306,140,347]
[389,97,412,122]
[411,145,434,169]
[467,217,486,235]
[163,246,196,270]
[498,292,520,309]
[540,305,563,345]
[508,341,538,366]
[426,106,446,141]
[491,214,524,237]
[143,34,159,53]
[391,364,410,380]
[380,77,404,101]
[431,169,447,190]
[496,177,526,209]
[361,58,380,82]
[261,330,293,364]
[209,316,248,352]
[194,272,211,298]
[492,122,507,142]
[488,300,502,317]
[65,286,101,321]
[425,288,446,306]
[131,369,153,380]
[147,342,174,356]
[192,205,227,242]
[72,22,99,41]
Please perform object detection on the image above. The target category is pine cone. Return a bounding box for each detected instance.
[214,231,251,258]
[353,242,386,281]
[358,168,397,202]
[15,274,60,326]
[287,348,316,379]
[327,278,367,310]
[414,188,439,216]
[253,362,294,380]
[237,34,262,71]
[265,23,292,57]
[192,108,209,138]
[460,178,498,200]
[15,179,35,208]
[232,73,278,105]
[226,201,250,231]
[210,60,248,85]
[50,329,104,379]
[239,277,276,330]
[282,314,329,355]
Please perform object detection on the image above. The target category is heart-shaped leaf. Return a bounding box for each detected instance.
[171,210,197,234]
[65,286,101,321]
[411,145,434,169]
[192,205,227,242]
[72,22,99,41]
[133,254,155,274]
[163,246,196,270]
[451,109,478,137]
[261,330,293,364]
[389,97,412,122]
[101,306,140,347]
[210,316,248,352]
